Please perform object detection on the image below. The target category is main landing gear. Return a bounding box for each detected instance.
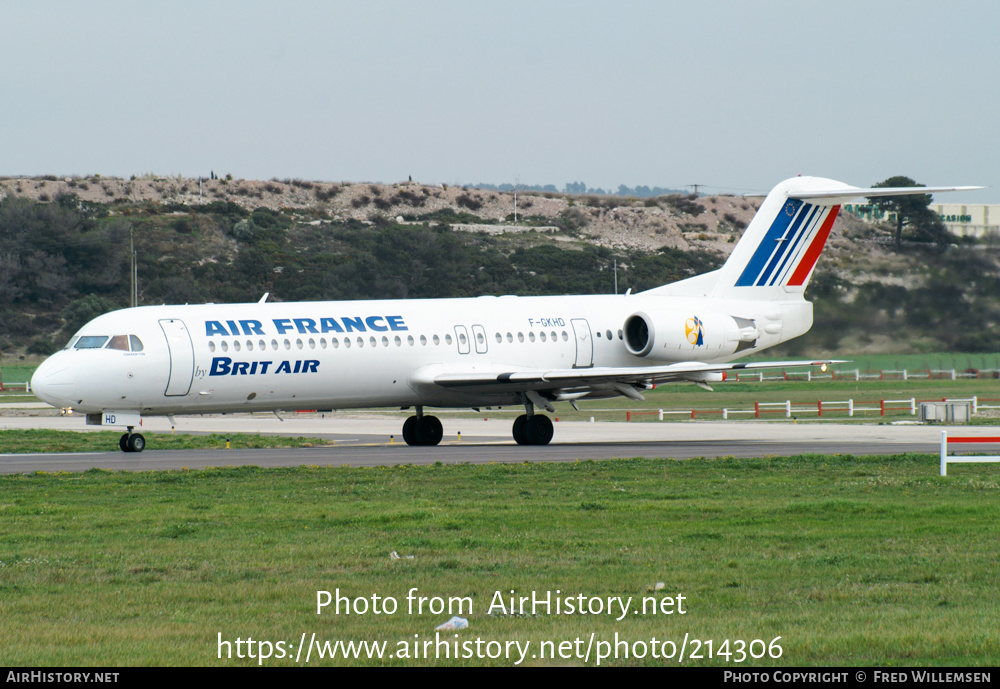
[119,427,146,453]
[512,396,553,446]
[401,408,443,446]
[399,400,554,447]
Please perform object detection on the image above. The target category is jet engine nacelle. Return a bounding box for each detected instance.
[623,311,760,361]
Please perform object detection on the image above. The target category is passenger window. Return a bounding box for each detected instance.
[76,336,109,349]
[106,335,129,351]
[129,335,144,351]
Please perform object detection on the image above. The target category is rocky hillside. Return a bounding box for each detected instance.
[0,174,787,254]
[0,174,996,356]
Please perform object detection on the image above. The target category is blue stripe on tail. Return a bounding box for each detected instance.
[734,199,802,287]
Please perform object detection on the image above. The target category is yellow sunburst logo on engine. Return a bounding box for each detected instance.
[685,316,705,346]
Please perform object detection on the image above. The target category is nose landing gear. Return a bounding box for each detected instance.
[119,428,146,453]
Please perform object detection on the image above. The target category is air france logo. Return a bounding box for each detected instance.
[685,316,705,346]
[204,315,407,337]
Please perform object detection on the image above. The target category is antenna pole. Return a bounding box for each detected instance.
[514,174,518,223]
[130,224,137,307]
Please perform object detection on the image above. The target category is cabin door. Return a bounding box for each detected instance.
[571,318,594,368]
[159,319,195,396]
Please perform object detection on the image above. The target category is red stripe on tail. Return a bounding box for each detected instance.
[787,205,840,286]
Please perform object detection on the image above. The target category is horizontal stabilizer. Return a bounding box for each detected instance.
[791,184,983,204]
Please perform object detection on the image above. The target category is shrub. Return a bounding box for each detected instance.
[314,186,342,202]
[661,194,705,216]
[456,194,483,211]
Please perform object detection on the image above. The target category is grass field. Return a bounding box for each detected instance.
[2,454,998,666]
[0,430,335,454]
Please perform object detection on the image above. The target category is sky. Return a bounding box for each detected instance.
[1,1,996,202]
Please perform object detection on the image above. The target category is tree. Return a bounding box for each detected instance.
[867,176,947,247]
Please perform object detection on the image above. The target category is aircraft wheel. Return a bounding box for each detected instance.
[525,414,553,446]
[120,433,131,452]
[126,433,146,453]
[402,416,417,446]
[512,414,529,445]
[416,415,443,446]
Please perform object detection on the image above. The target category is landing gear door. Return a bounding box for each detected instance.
[159,319,195,396]
[571,318,594,368]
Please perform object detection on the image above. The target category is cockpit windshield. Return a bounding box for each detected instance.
[75,336,109,349]
[72,335,145,352]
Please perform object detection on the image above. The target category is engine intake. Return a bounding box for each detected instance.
[622,311,761,361]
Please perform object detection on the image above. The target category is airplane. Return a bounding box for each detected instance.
[30,176,980,452]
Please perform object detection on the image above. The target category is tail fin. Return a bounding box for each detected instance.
[649,176,980,299]
[716,176,844,297]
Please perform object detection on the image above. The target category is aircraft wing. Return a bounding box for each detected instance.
[429,359,842,396]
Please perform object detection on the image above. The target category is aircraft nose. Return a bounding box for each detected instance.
[31,354,77,408]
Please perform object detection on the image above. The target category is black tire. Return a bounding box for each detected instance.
[525,415,553,445]
[416,415,443,446]
[402,416,417,446]
[126,433,146,453]
[512,414,529,445]
[120,433,131,452]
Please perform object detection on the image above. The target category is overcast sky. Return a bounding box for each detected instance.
[1,1,995,201]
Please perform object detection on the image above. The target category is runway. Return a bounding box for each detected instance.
[0,412,961,474]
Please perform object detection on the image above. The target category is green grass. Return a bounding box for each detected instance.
[0,430,334,453]
[1,455,998,666]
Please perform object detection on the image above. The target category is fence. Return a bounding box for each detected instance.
[729,368,1000,382]
[939,431,1000,476]
[625,397,999,422]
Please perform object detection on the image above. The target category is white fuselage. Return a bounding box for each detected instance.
[31,293,811,416]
